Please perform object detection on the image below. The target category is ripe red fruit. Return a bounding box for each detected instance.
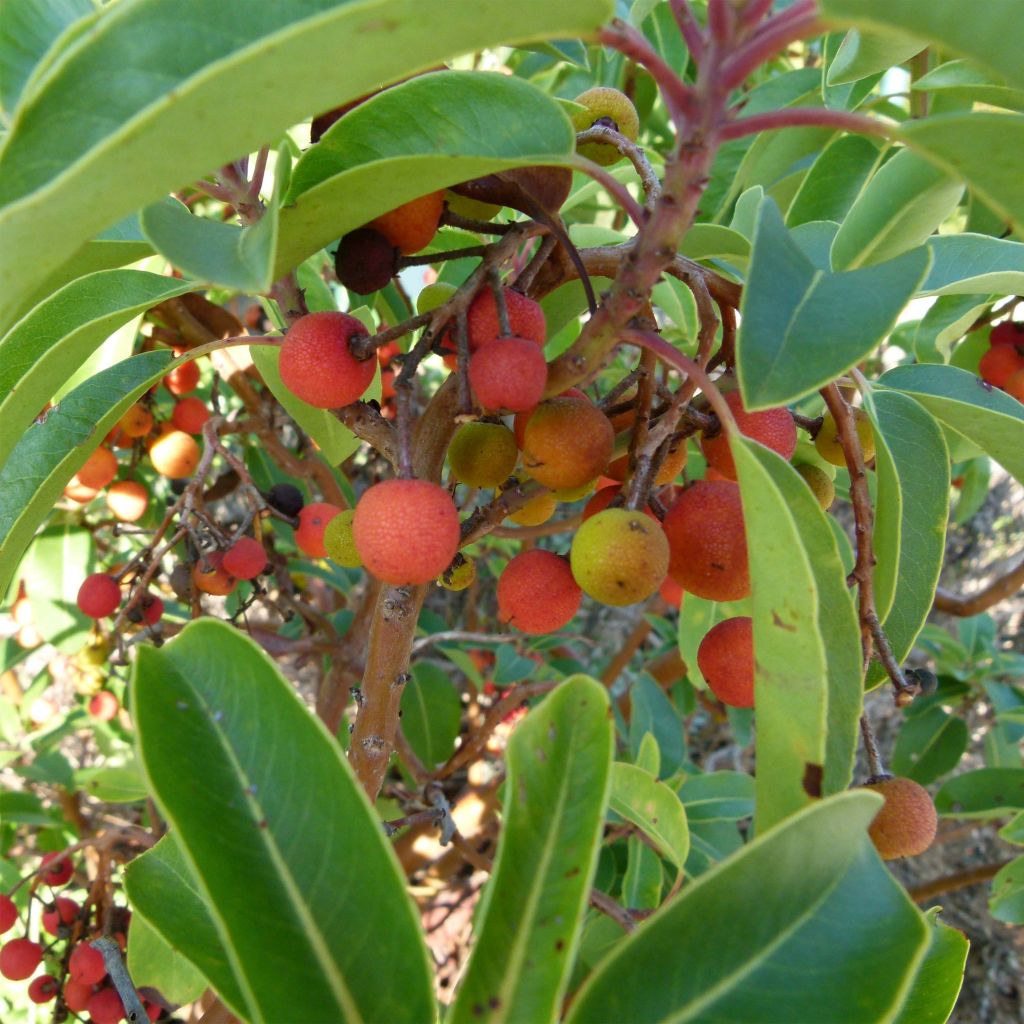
[1004,367,1024,404]
[989,320,1024,347]
[701,391,797,481]
[222,536,267,580]
[40,851,74,886]
[64,978,93,1012]
[979,344,1024,387]
[28,974,59,1004]
[279,312,375,409]
[662,481,750,602]
[697,617,754,708]
[140,593,164,626]
[171,396,211,434]
[0,896,17,934]
[352,480,460,584]
[86,986,126,1024]
[659,576,684,607]
[42,896,79,936]
[76,447,118,490]
[294,502,343,559]
[89,691,120,721]
[69,941,107,985]
[468,336,548,412]
[164,360,200,396]
[77,573,122,619]
[497,550,582,634]
[0,937,43,980]
[467,287,546,352]
[191,551,238,597]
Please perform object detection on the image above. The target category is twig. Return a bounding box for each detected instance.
[574,126,662,205]
[908,860,1012,903]
[399,245,489,268]
[933,556,1024,616]
[589,888,636,933]
[513,235,559,294]
[669,0,706,63]
[719,107,892,143]
[860,714,887,779]
[92,937,148,1024]
[567,154,646,227]
[411,631,521,655]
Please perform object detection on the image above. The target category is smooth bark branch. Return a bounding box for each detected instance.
[933,556,1024,616]
[908,860,1012,903]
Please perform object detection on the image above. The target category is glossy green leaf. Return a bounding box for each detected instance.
[893,908,968,1023]
[0,268,192,473]
[609,763,689,872]
[131,619,436,1024]
[567,792,930,1024]
[891,708,969,785]
[127,912,207,1007]
[676,771,755,824]
[628,673,686,776]
[124,833,246,1016]
[400,663,462,771]
[738,199,929,409]
[0,0,613,333]
[277,71,576,277]
[19,525,93,652]
[865,391,950,687]
[920,234,1024,296]
[935,768,1024,819]
[449,676,612,1024]
[913,59,1024,112]
[915,295,992,363]
[787,134,885,227]
[635,732,660,776]
[622,836,662,909]
[826,28,923,85]
[75,763,149,804]
[685,819,744,878]
[831,149,963,270]
[678,224,750,263]
[878,363,1024,485]
[990,855,1024,924]
[0,349,172,602]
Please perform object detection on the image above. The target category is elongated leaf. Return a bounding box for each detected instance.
[676,772,755,824]
[915,294,992,363]
[678,224,750,263]
[893,908,968,1024]
[865,391,950,687]
[0,349,172,602]
[831,149,963,270]
[628,673,686,776]
[914,59,1024,112]
[0,0,613,333]
[935,767,1024,818]
[878,363,1024,485]
[132,619,436,1024]
[567,792,930,1024]
[990,855,1024,924]
[826,28,923,85]
[450,676,612,1024]
[787,134,885,227]
[277,71,575,276]
[891,707,969,785]
[920,234,1024,296]
[21,526,93,653]
[738,199,929,409]
[622,837,662,909]
[126,904,208,1007]
[0,268,192,472]
[609,763,689,872]
[125,834,245,1014]
[400,663,462,770]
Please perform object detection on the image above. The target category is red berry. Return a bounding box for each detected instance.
[697,617,755,708]
[0,894,16,934]
[87,986,126,1024]
[468,336,548,412]
[466,287,546,351]
[294,502,343,559]
[171,396,211,434]
[0,937,43,980]
[28,974,59,1004]
[40,851,74,886]
[144,1001,162,1021]
[278,312,375,409]
[63,977,93,1012]
[163,360,200,396]
[191,550,238,597]
[701,391,797,481]
[497,550,582,635]
[141,593,164,626]
[989,320,1024,347]
[88,691,119,721]
[69,941,107,985]
[222,537,267,580]
[42,896,79,936]
[979,344,1024,387]
[77,574,121,619]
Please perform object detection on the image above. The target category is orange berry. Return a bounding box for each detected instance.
[606,436,688,485]
[659,576,684,607]
[171,397,211,434]
[370,191,444,255]
[88,691,119,721]
[294,502,343,558]
[697,616,754,708]
[861,776,938,860]
[701,392,796,480]
[979,344,1024,388]
[149,430,200,479]
[662,481,750,602]
[497,550,581,634]
[278,311,375,409]
[513,387,587,449]
[468,337,548,413]
[76,447,118,490]
[191,551,237,596]
[522,397,614,490]
[353,480,460,584]
[1004,367,1024,403]
[63,479,100,504]
[117,404,153,438]
[105,480,149,523]
[164,360,200,396]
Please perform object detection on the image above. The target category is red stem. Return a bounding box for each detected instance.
[719,107,891,142]
[719,2,821,92]
[669,0,706,63]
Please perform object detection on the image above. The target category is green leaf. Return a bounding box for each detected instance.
[935,767,1024,819]
[865,391,950,687]
[920,234,1024,296]
[609,763,689,872]
[0,349,172,603]
[635,732,660,776]
[914,59,1024,112]
[127,911,207,1007]
[0,268,192,474]
[567,793,930,1024]
[787,134,885,227]
[678,224,751,263]
[400,663,462,771]
[250,343,373,467]
[899,113,1024,237]
[20,525,94,652]
[676,772,755,824]
[826,28,923,85]
[131,619,436,1024]
[75,764,149,804]
[622,836,662,909]
[915,295,992,363]
[278,70,576,277]
[878,363,1024,485]
[449,676,612,1024]
[893,908,969,1023]
[124,834,246,1016]
[738,199,929,409]
[0,0,613,334]
[628,673,686,776]
[891,708,969,785]
[990,855,1024,924]
[831,149,963,270]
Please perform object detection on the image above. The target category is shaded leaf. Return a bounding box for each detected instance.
[920,234,1024,296]
[609,763,689,872]
[891,708,970,785]
[914,59,1024,112]
[787,134,885,227]
[676,771,755,824]
[893,908,969,1023]
[990,855,1024,924]
[826,28,923,85]
[935,768,1024,819]
[400,663,462,770]
[127,912,207,1007]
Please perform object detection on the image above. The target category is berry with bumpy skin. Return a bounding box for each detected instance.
[498,485,557,527]
[0,894,17,934]
[43,897,79,937]
[468,337,548,413]
[659,576,684,608]
[76,447,118,490]
[279,312,375,410]
[979,344,1024,388]
[87,986,126,1024]
[571,87,640,166]
[69,942,107,985]
[353,480,461,585]
[334,227,399,294]
[266,483,304,518]
[662,481,750,601]
[570,509,669,606]
[77,574,121,619]
[370,191,444,255]
[701,392,797,480]
[1003,366,1024,403]
[164,360,200,396]
[63,979,93,1013]
[294,502,343,559]
[222,537,267,580]
[0,938,43,980]
[814,407,875,466]
[172,396,211,434]
[606,436,688,485]
[795,463,835,510]
[28,974,59,1004]
[323,510,362,568]
[989,320,1024,347]
[106,480,149,523]
[438,554,476,591]
[697,617,754,708]
[88,691,119,721]
[497,550,581,634]
[149,430,200,479]
[512,387,588,448]
[466,288,546,353]
[191,551,237,597]
[40,851,74,886]
[523,397,614,490]
[582,485,657,522]
[861,776,938,860]
[447,422,518,488]
[117,404,153,438]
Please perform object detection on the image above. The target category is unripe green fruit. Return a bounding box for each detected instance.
[861,776,938,860]
[447,422,518,488]
[498,485,557,527]
[417,281,458,315]
[323,509,362,568]
[444,189,501,222]
[438,554,475,591]
[571,87,640,166]
[815,407,875,466]
[570,508,669,606]
[795,463,835,510]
